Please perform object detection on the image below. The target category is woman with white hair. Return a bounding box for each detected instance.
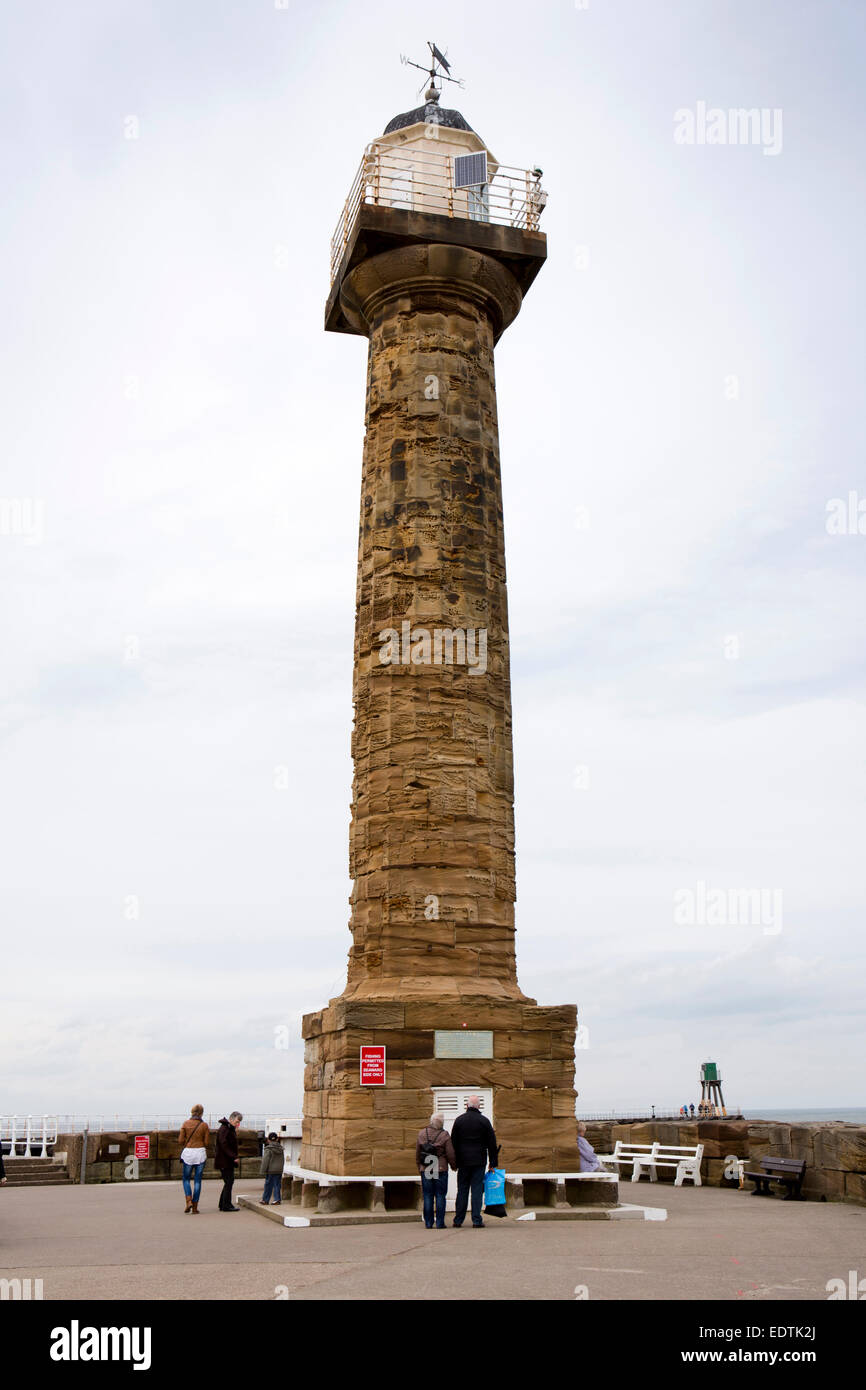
[415,1112,457,1229]
[577,1121,602,1172]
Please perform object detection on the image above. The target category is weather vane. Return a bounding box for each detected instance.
[399,41,465,97]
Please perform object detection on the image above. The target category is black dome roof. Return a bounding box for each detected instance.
[384,99,475,136]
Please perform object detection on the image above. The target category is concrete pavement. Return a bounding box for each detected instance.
[1,1178,863,1301]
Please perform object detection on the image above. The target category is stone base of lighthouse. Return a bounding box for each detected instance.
[300,994,580,1177]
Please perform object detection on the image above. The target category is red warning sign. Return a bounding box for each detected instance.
[360,1045,386,1086]
[134,1135,150,1159]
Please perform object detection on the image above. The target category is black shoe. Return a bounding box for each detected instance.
[224,1205,240,1212]
[472,1222,485,1228]
[452,1221,464,1227]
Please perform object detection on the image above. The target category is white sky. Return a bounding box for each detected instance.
[1,0,864,1121]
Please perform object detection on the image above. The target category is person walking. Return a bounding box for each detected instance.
[178,1104,210,1214]
[215,1111,243,1212]
[415,1112,456,1229]
[450,1095,498,1229]
[259,1132,284,1206]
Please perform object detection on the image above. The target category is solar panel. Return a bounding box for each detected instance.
[454,152,487,189]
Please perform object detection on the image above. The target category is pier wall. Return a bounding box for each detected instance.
[50,1121,866,1205]
[583,1119,866,1204]
[56,1128,264,1184]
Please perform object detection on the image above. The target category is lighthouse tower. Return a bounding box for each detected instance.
[302,64,580,1177]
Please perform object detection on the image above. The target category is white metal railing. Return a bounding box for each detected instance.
[21,1114,272,1135]
[0,1115,58,1158]
[330,143,548,284]
[577,1107,742,1121]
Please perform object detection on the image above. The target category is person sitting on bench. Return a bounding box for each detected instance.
[577,1122,602,1173]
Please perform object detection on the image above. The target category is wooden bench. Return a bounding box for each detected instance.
[597,1141,704,1186]
[744,1155,806,1200]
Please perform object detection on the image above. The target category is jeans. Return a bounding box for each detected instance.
[182,1160,205,1202]
[455,1164,486,1225]
[262,1172,282,1203]
[218,1165,236,1210]
[421,1170,449,1227]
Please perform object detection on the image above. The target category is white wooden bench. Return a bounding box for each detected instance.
[596,1141,703,1186]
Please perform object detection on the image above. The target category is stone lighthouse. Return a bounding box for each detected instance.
[301,67,580,1178]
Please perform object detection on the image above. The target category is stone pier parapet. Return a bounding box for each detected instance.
[583,1119,866,1204]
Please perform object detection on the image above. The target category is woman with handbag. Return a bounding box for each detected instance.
[178,1105,210,1214]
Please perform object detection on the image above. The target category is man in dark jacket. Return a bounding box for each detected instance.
[215,1112,242,1211]
[450,1096,498,1228]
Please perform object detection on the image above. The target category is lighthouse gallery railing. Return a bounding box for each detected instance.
[330,145,548,285]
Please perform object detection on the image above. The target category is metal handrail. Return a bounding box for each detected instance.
[330,144,547,284]
[1,1114,271,1138]
[577,1107,742,1121]
[0,1115,58,1158]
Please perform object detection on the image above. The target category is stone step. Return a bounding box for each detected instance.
[4,1175,72,1187]
[5,1160,68,1167]
[3,1161,71,1185]
[4,1159,59,1168]
[237,1193,630,1226]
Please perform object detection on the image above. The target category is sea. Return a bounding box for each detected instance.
[742,1108,866,1124]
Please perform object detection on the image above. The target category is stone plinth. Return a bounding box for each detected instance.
[302,996,580,1175]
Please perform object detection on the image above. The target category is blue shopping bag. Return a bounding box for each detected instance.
[484,1167,507,1211]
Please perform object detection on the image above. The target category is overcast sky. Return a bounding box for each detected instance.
[2,0,864,1124]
